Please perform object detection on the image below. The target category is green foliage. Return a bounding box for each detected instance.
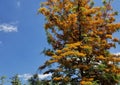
[0,76,6,85]
[28,74,41,85]
[11,74,21,85]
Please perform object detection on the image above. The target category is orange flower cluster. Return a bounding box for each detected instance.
[80,81,92,85]
[105,34,112,39]
[112,38,119,42]
[53,77,62,81]
[68,14,77,24]
[96,55,106,60]
[79,64,90,70]
[39,7,50,16]
[83,7,100,15]
[48,59,58,64]
[80,77,94,85]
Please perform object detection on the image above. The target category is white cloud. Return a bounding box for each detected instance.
[18,74,32,80]
[0,23,18,32]
[114,52,120,56]
[18,73,52,81]
[38,73,52,80]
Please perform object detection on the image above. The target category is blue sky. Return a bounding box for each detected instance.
[0,0,50,79]
[0,0,120,84]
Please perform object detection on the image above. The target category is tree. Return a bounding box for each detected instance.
[39,0,120,85]
[28,74,50,85]
[11,74,21,85]
[28,74,41,85]
[0,76,6,85]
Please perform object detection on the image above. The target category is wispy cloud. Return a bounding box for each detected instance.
[16,0,21,8]
[0,41,2,44]
[0,23,18,32]
[18,73,52,80]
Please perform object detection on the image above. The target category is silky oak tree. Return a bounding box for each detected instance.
[39,0,120,85]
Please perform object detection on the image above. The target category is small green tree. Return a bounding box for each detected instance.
[11,74,21,85]
[28,74,41,85]
[28,74,52,85]
[0,76,6,85]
